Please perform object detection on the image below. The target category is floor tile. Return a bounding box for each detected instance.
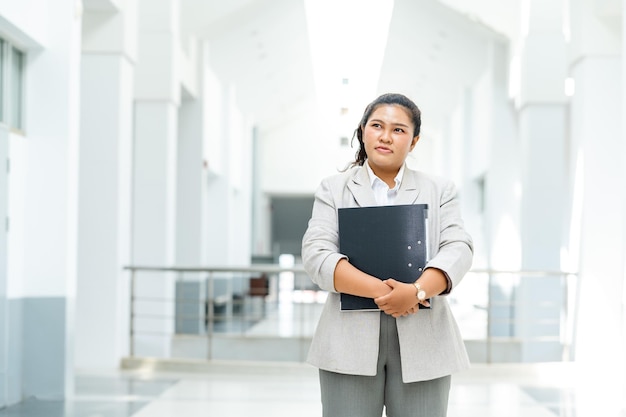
[2,363,624,417]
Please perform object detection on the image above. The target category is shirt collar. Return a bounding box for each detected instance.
[365,160,405,191]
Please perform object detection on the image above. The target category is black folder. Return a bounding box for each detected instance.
[338,204,429,311]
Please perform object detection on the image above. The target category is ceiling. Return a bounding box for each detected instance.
[83,0,623,142]
[180,0,511,139]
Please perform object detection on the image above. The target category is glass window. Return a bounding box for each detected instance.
[0,39,25,131]
[9,46,24,130]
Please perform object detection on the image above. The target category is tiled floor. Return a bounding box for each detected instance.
[2,361,624,417]
[4,292,625,416]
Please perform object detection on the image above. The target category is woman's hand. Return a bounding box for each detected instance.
[374,278,421,318]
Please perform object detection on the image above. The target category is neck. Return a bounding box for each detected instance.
[371,166,399,188]
[379,174,396,188]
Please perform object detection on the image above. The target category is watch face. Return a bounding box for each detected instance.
[418,290,426,301]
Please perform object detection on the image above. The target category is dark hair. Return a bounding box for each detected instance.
[349,93,421,168]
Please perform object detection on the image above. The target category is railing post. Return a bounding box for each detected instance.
[206,271,214,360]
[561,272,567,361]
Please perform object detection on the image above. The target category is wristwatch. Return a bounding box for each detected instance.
[413,281,426,302]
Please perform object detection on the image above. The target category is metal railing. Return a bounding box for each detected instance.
[124,265,578,364]
[454,269,578,363]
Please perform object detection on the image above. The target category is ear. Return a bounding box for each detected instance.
[410,135,420,150]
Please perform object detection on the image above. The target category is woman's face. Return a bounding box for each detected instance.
[362,104,419,180]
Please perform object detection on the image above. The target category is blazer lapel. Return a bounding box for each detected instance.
[347,166,377,207]
[395,168,421,205]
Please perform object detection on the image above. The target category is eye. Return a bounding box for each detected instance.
[394,127,405,133]
[370,122,382,128]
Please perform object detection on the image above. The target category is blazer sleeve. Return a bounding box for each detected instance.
[301,178,346,293]
[425,180,474,294]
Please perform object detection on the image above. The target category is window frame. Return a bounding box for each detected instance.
[0,37,25,134]
[8,45,24,132]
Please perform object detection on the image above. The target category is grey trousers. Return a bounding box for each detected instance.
[319,313,451,417]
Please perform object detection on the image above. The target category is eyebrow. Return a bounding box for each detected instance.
[369,118,411,129]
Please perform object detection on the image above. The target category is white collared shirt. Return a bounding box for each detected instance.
[365,161,405,206]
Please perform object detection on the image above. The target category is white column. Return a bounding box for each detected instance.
[4,0,82,401]
[568,0,624,413]
[479,42,523,361]
[176,97,204,266]
[251,126,272,258]
[75,0,137,370]
[132,0,180,357]
[201,83,254,313]
[483,41,521,271]
[176,40,205,267]
[172,39,206,336]
[205,87,235,264]
[202,77,227,265]
[0,127,8,408]
[205,87,253,267]
[516,0,568,362]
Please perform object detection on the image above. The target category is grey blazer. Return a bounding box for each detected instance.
[301,165,473,383]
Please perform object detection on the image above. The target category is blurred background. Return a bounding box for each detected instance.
[0,0,624,415]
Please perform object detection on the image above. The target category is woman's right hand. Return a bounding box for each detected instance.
[403,299,430,316]
[375,279,419,317]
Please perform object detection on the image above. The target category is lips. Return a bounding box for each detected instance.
[375,146,392,153]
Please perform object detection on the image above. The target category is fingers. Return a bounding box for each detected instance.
[380,298,432,317]
[376,279,424,316]
[383,278,398,288]
[374,292,389,303]
[380,305,419,317]
[379,304,399,317]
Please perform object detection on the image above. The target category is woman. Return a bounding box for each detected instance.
[301,93,473,417]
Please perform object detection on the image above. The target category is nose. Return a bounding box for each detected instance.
[379,129,392,143]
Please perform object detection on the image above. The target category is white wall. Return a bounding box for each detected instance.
[0,127,8,408]
[566,1,624,411]
[0,0,49,48]
[1,0,82,403]
[205,86,253,265]
[7,10,82,299]
[259,103,342,195]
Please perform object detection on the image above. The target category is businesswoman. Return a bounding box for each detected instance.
[301,93,473,417]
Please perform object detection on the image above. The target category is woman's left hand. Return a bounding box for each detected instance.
[374,278,420,318]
